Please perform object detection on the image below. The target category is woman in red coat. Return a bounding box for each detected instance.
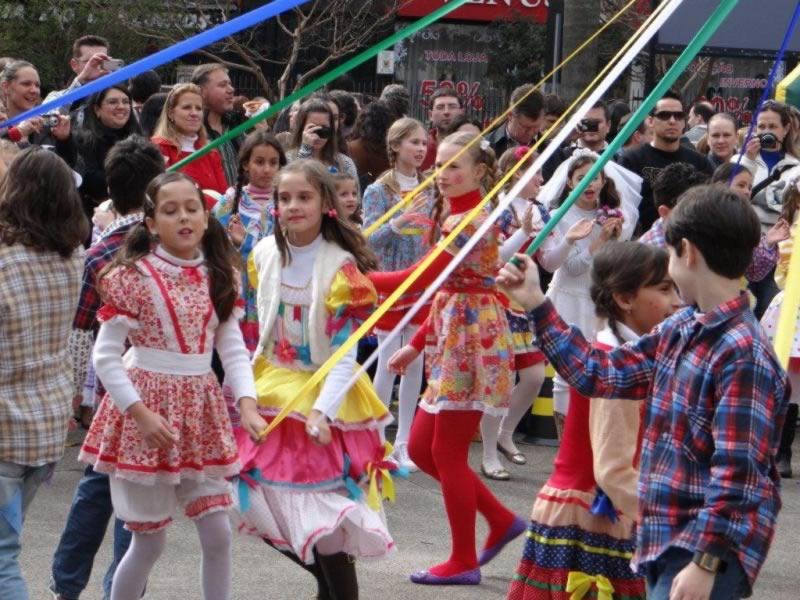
[151,83,227,208]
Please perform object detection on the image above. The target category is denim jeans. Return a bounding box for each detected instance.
[0,460,55,600]
[50,465,131,600]
[645,546,749,600]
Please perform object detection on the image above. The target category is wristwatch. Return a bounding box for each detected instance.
[692,551,726,573]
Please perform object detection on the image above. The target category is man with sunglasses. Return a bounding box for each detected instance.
[619,91,713,232]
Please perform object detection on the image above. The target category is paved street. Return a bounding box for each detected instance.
[19,435,800,599]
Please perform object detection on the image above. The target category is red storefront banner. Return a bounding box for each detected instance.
[398,0,548,24]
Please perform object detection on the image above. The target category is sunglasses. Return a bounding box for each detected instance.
[652,110,685,122]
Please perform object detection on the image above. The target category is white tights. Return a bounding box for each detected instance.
[481,363,547,471]
[373,325,424,445]
[110,511,232,600]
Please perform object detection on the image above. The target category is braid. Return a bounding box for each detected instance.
[606,317,625,347]
[232,167,246,216]
[428,186,445,245]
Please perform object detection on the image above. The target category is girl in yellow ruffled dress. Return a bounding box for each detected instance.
[233,159,395,598]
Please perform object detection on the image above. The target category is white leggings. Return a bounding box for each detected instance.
[372,325,424,445]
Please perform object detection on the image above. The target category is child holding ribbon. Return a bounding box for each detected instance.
[373,132,524,586]
[235,159,395,599]
[506,242,680,600]
[362,117,433,471]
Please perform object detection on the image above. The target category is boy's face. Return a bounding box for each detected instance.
[667,242,696,306]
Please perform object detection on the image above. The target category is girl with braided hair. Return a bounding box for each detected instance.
[371,132,524,585]
[507,241,680,600]
[213,131,286,354]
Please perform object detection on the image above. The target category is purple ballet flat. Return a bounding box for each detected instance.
[478,516,527,566]
[409,567,481,585]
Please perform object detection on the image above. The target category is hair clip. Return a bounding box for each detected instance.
[328,166,339,174]
[480,138,491,152]
[513,146,531,161]
[269,207,280,217]
[327,208,338,218]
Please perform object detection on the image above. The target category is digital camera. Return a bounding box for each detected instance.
[578,119,600,133]
[42,113,60,128]
[315,126,332,139]
[758,132,779,150]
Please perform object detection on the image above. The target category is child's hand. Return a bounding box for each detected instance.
[128,402,178,450]
[388,345,420,375]
[598,217,622,241]
[565,218,594,244]
[239,397,268,443]
[306,410,332,446]
[766,218,791,247]
[228,214,247,247]
[668,561,715,600]
[520,203,535,236]
[497,254,546,311]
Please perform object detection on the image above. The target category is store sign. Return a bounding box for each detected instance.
[398,0,548,24]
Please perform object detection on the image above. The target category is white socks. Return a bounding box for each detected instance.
[110,511,232,600]
[499,364,546,453]
[373,326,423,445]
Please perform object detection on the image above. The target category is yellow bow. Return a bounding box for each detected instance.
[565,571,615,600]
[365,442,398,511]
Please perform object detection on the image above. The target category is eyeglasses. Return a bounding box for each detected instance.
[103,99,131,107]
[652,111,685,122]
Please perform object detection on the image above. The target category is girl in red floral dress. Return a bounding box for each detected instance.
[80,172,256,600]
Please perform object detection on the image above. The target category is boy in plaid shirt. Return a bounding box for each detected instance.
[50,136,164,600]
[498,185,790,600]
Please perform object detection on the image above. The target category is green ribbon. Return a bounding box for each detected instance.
[170,0,470,172]
[520,0,740,259]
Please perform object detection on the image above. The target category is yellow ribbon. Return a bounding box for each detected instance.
[262,0,668,438]
[774,221,800,368]
[361,0,642,239]
[365,442,397,511]
[565,571,615,600]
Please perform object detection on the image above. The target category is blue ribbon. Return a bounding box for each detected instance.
[342,455,363,502]
[732,0,800,180]
[236,468,269,513]
[0,0,311,130]
[590,488,619,524]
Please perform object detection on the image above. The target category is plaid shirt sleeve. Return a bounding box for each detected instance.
[72,257,102,331]
[690,353,788,558]
[745,235,779,283]
[530,299,657,400]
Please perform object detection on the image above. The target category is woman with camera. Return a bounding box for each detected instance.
[0,60,77,167]
[737,100,800,192]
[75,85,141,219]
[286,98,358,184]
[151,83,227,207]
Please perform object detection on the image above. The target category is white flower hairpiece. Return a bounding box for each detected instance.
[480,138,491,152]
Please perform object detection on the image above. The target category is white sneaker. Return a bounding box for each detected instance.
[392,442,419,473]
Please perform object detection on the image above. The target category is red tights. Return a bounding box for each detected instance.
[408,409,517,576]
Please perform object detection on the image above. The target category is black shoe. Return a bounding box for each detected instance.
[778,455,793,479]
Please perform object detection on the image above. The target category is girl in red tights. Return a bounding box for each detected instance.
[370,132,525,586]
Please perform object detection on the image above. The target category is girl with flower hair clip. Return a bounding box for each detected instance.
[234,159,395,599]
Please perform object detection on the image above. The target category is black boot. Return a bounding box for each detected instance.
[317,552,359,600]
[778,403,798,479]
[264,540,331,600]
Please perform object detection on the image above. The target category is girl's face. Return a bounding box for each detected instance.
[757,109,787,145]
[569,162,604,210]
[305,111,331,150]
[277,172,324,246]
[620,275,681,336]
[335,180,359,218]
[146,179,209,260]
[393,126,428,170]
[435,142,485,198]
[516,167,544,200]
[95,88,131,130]
[729,170,753,200]
[708,119,736,160]
[2,67,41,114]
[169,92,204,136]
[244,144,282,190]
